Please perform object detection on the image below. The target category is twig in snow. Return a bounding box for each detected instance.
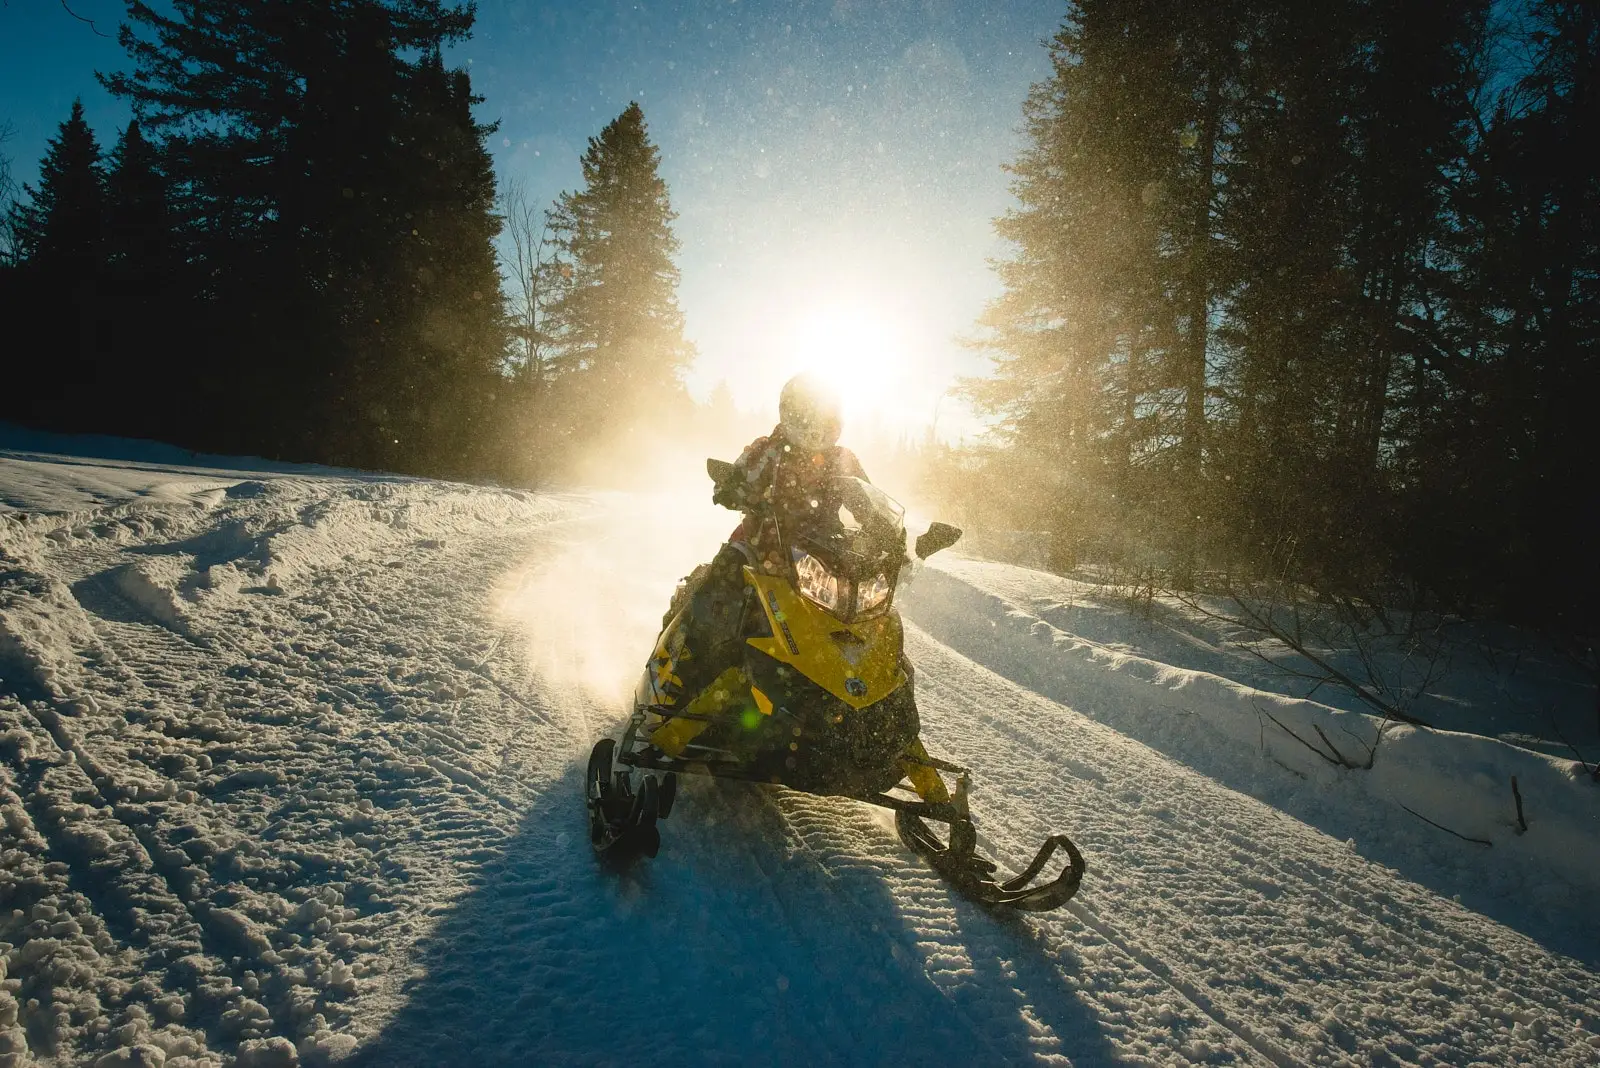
[1173,584,1435,728]
[1511,776,1527,833]
[1255,702,1348,768]
[1339,719,1387,767]
[1312,723,1358,769]
[471,636,502,672]
[1269,756,1308,780]
[1398,802,1492,846]
[1541,704,1599,782]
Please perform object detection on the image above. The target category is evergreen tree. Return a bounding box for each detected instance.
[105,120,169,271]
[3,99,108,429]
[101,0,503,470]
[543,103,693,445]
[973,0,1496,598]
[10,99,105,271]
[1207,0,1486,586]
[969,0,1246,568]
[970,0,1150,563]
[102,119,177,438]
[1211,0,1363,573]
[358,48,508,476]
[1411,0,1600,624]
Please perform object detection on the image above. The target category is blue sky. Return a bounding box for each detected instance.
[1,0,1063,438]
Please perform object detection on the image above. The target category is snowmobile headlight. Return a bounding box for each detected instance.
[793,551,844,614]
[855,570,892,616]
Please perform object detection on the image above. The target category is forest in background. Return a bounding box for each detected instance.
[0,0,705,487]
[922,0,1597,646]
[0,0,1596,651]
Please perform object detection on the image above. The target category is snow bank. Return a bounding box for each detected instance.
[108,558,194,633]
[903,561,1600,895]
[0,569,101,698]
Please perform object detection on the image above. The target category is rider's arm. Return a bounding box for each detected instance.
[836,446,869,483]
[712,434,775,510]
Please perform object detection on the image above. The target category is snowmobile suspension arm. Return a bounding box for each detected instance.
[619,746,968,824]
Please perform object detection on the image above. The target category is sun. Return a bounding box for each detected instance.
[777,299,916,432]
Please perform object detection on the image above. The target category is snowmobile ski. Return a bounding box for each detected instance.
[615,735,1086,911]
[894,804,1085,912]
[586,737,676,858]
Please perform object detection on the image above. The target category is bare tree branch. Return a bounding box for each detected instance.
[1254,701,1349,768]
[60,0,112,37]
[0,121,19,268]
[1398,802,1492,846]
[1177,582,1435,728]
[498,176,552,383]
[1312,723,1358,769]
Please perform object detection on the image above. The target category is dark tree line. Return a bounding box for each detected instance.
[1,3,691,483]
[962,0,1599,632]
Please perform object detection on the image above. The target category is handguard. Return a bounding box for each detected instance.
[707,458,748,510]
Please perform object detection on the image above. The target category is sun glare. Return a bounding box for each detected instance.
[779,300,917,433]
[692,258,981,448]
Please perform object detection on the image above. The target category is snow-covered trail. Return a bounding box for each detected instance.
[1,453,1597,1066]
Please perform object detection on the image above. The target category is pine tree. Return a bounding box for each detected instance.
[1212,0,1374,578]
[969,0,1246,567]
[1213,0,1483,589]
[366,48,508,476]
[966,0,1592,638]
[971,1,1145,560]
[101,119,178,438]
[11,99,105,272]
[3,99,108,429]
[1411,0,1600,623]
[105,120,169,271]
[543,103,693,443]
[101,0,503,469]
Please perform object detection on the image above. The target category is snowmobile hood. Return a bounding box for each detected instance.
[742,566,906,710]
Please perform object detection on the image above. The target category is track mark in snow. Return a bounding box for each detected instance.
[906,622,1600,1066]
[2,475,585,1063]
[9,469,1600,1066]
[19,659,300,1052]
[1061,901,1294,1068]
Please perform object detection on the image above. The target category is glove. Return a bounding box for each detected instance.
[712,479,747,510]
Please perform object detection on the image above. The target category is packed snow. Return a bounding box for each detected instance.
[0,429,1596,1066]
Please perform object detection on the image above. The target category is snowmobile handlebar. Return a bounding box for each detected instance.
[914,522,962,560]
[709,457,962,560]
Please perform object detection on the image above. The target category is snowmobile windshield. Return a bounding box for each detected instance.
[785,476,907,622]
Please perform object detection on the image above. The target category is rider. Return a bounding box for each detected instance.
[666,372,866,702]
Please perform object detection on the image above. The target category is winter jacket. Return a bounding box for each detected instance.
[714,424,868,568]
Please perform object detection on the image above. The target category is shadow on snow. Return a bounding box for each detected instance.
[901,566,1600,969]
[352,761,1119,1067]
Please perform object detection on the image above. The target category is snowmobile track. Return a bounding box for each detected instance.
[5,708,201,966]
[905,623,1600,1066]
[1062,898,1293,1068]
[18,687,297,1050]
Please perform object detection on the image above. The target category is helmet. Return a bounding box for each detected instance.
[779,373,843,450]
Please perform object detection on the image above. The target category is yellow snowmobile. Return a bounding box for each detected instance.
[584,460,1085,911]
